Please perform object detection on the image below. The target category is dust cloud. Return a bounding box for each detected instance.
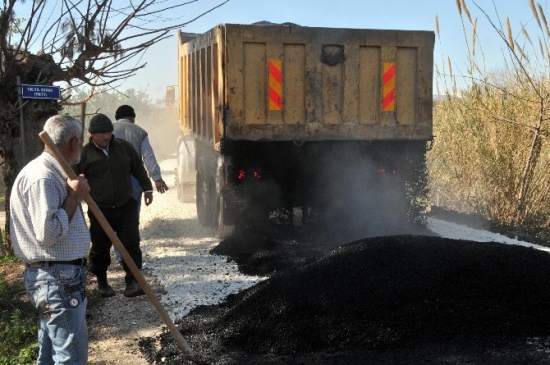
[138,110,181,161]
[295,140,425,243]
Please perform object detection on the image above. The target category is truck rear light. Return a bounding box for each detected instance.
[237,169,262,181]
[378,167,401,176]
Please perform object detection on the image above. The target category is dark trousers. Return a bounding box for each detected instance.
[88,198,141,285]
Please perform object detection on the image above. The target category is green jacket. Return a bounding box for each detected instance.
[73,136,153,208]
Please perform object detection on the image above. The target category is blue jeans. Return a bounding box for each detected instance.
[24,263,88,365]
[131,175,143,209]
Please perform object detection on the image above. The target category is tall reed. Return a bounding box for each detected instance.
[430,0,550,237]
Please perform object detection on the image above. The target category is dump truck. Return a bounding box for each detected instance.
[175,23,434,238]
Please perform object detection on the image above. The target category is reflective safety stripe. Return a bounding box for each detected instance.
[382,62,396,112]
[269,60,282,111]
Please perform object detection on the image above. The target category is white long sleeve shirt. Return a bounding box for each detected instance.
[113,118,162,181]
[10,153,90,263]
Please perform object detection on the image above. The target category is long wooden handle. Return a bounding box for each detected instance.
[39,131,207,365]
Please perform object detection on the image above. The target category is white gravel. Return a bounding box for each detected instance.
[141,159,549,323]
[426,217,550,253]
[140,159,265,321]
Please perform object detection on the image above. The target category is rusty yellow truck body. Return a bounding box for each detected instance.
[175,23,434,238]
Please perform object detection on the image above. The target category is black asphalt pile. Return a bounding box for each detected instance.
[211,221,434,277]
[140,235,550,364]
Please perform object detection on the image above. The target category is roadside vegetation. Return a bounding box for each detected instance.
[0,255,36,365]
[428,0,550,240]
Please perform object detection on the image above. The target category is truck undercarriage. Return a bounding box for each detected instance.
[191,139,428,238]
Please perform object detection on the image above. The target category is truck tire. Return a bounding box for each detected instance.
[196,159,213,227]
[214,194,235,239]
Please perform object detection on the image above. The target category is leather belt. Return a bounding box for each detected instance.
[28,258,87,268]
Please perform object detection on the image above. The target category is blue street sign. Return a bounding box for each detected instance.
[21,84,61,100]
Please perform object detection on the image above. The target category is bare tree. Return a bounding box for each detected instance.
[0,0,228,249]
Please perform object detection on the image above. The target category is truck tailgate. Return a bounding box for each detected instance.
[178,23,434,145]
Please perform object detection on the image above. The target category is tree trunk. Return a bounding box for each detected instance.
[0,97,60,252]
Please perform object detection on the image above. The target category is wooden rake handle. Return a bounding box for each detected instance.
[39,131,207,365]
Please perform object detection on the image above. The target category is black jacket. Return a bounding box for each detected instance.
[73,136,153,208]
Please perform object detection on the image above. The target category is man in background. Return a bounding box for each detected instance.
[113,104,168,206]
[112,104,169,263]
[74,113,153,298]
[11,115,90,364]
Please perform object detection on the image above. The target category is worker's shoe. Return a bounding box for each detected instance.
[96,274,116,298]
[123,280,145,298]
[97,283,116,298]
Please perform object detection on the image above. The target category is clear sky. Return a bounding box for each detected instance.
[123,0,542,100]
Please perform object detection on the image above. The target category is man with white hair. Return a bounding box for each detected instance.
[10,114,91,365]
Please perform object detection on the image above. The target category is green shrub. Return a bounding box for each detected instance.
[0,262,38,364]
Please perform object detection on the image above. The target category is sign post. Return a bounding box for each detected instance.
[16,81,62,166]
[21,84,61,100]
[16,77,26,165]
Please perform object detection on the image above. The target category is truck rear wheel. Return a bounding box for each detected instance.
[214,194,235,239]
[196,160,213,227]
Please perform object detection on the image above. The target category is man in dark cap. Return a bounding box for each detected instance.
[73,113,153,298]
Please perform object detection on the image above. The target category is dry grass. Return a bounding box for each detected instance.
[430,0,550,238]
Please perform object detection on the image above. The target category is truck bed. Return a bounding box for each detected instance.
[177,23,434,146]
